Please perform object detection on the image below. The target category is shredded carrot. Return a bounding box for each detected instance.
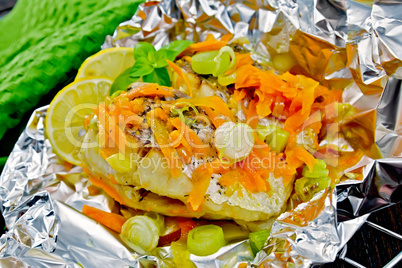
[203,107,227,128]
[131,98,145,113]
[259,70,287,95]
[298,76,318,115]
[273,162,297,185]
[107,114,127,155]
[174,96,235,122]
[169,130,193,155]
[255,92,274,118]
[235,65,261,89]
[63,161,73,171]
[127,83,173,99]
[82,205,127,233]
[219,167,270,193]
[187,163,214,211]
[220,33,234,43]
[169,117,207,156]
[205,34,215,41]
[183,55,192,63]
[96,102,126,155]
[187,159,225,211]
[182,39,227,55]
[147,113,182,177]
[166,60,193,97]
[108,174,119,185]
[272,96,286,118]
[234,53,253,69]
[284,109,309,134]
[233,89,246,101]
[292,146,317,172]
[246,100,259,129]
[176,145,192,164]
[155,107,168,121]
[87,176,125,205]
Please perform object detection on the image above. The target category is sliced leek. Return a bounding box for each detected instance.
[256,124,289,153]
[120,215,161,254]
[249,229,270,255]
[187,225,226,256]
[144,212,165,235]
[214,122,254,163]
[294,159,331,201]
[191,46,235,78]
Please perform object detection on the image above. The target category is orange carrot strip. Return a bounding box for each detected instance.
[169,130,193,154]
[107,115,126,155]
[167,60,193,97]
[203,107,226,128]
[256,93,274,118]
[147,113,182,177]
[182,40,227,55]
[273,162,297,186]
[175,96,235,121]
[187,159,226,211]
[234,53,253,69]
[259,70,287,95]
[284,109,309,134]
[169,117,207,156]
[87,176,125,205]
[108,174,119,185]
[205,34,215,41]
[127,83,173,99]
[233,89,247,101]
[220,33,234,43]
[188,163,214,211]
[183,55,192,63]
[235,65,261,89]
[187,159,230,211]
[298,76,318,115]
[246,100,259,129]
[292,146,317,172]
[155,107,168,121]
[82,204,127,233]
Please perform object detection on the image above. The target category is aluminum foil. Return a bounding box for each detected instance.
[1,0,402,267]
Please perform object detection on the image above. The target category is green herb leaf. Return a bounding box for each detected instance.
[143,67,171,87]
[163,40,193,55]
[134,42,156,60]
[153,49,177,68]
[130,57,154,77]
[110,67,140,96]
[130,40,192,87]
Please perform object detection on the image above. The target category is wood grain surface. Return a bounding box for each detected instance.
[323,202,402,268]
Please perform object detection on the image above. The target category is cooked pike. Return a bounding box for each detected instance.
[79,82,293,224]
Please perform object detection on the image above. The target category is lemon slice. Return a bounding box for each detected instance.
[45,77,112,165]
[75,47,134,81]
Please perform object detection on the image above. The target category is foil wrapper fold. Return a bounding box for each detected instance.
[2,0,402,267]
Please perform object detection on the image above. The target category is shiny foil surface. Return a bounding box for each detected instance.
[1,0,402,267]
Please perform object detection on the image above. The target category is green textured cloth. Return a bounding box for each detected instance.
[0,0,142,140]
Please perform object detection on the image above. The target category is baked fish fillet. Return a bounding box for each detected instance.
[79,83,292,223]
